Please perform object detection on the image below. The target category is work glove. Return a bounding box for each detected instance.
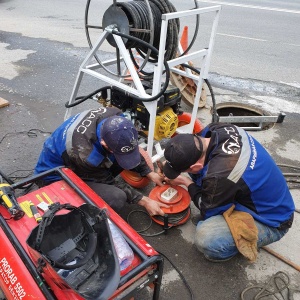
[223,205,258,262]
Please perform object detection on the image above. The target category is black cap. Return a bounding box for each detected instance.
[163,134,203,179]
[101,116,140,170]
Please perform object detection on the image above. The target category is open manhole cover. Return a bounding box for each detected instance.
[215,102,279,131]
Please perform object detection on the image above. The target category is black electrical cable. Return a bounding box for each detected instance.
[126,211,194,298]
[0,169,14,185]
[241,271,300,300]
[7,170,35,191]
[0,129,52,145]
[0,128,51,188]
[127,208,190,237]
[158,250,195,300]
[8,169,34,177]
[127,210,194,299]
[152,208,190,225]
[0,129,52,187]
[127,210,169,237]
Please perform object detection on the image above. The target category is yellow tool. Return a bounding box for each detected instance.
[0,183,25,220]
[19,201,33,217]
[42,192,53,204]
[35,192,53,205]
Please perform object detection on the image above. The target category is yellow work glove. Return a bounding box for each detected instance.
[223,205,258,262]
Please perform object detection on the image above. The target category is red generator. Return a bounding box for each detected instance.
[0,167,164,300]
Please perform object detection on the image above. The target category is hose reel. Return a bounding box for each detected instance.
[103,1,179,61]
[83,0,217,114]
[86,0,180,77]
[66,2,221,159]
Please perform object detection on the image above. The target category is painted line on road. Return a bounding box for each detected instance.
[217,33,300,47]
[217,33,267,42]
[285,43,300,47]
[197,1,300,14]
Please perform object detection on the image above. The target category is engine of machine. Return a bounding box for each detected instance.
[111,84,181,140]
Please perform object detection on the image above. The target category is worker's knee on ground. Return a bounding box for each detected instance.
[194,224,216,253]
[194,216,237,258]
[105,188,127,213]
[84,181,127,213]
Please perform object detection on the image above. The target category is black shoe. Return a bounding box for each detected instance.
[191,214,202,226]
[204,254,235,263]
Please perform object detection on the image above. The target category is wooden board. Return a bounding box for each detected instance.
[0,97,10,108]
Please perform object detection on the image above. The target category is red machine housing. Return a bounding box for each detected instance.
[0,167,163,300]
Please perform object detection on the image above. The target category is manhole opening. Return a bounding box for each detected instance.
[215,103,274,131]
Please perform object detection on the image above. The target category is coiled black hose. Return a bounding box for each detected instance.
[85,0,179,76]
[117,0,179,62]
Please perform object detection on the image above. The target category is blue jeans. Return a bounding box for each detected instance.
[194,215,289,261]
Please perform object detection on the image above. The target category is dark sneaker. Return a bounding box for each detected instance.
[191,214,202,226]
[204,254,235,263]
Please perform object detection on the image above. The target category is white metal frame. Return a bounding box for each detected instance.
[65,3,221,162]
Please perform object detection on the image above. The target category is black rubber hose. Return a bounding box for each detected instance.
[129,48,155,78]
[150,0,178,61]
[118,0,179,62]
[205,78,218,123]
[65,86,111,108]
[111,29,170,102]
[180,0,200,56]
[180,63,218,122]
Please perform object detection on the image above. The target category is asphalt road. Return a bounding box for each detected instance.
[1,0,299,88]
[177,0,300,85]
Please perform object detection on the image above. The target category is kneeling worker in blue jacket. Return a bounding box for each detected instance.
[162,123,295,262]
[35,107,168,216]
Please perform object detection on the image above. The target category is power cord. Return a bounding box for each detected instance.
[127,209,170,237]
[127,208,190,237]
[241,271,300,300]
[278,164,300,190]
[158,250,195,300]
[0,129,52,145]
[0,128,51,189]
[126,210,195,300]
